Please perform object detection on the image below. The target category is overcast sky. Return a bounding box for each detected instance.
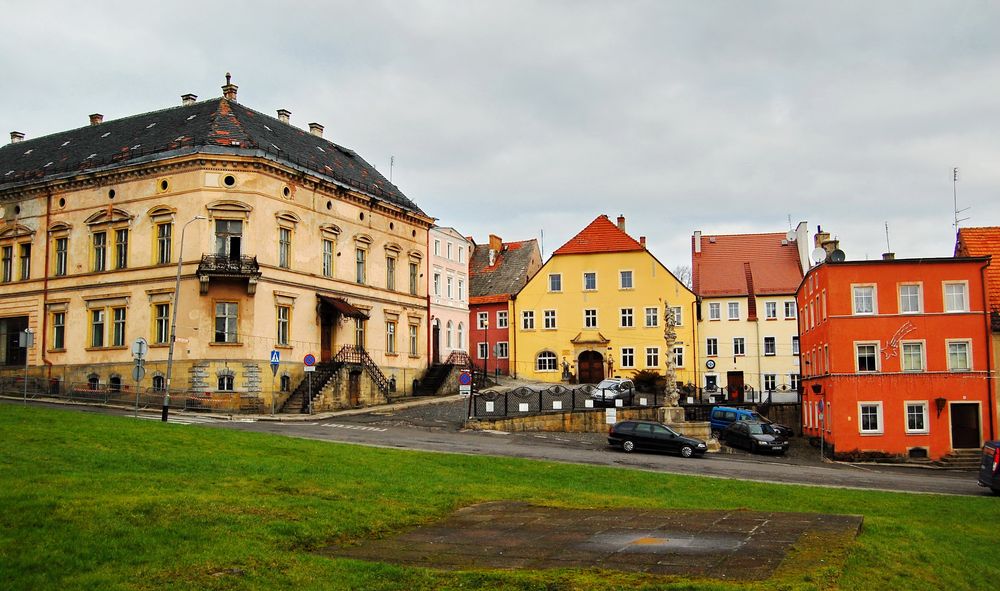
[2,1,998,268]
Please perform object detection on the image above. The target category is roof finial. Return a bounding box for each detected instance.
[221,72,238,102]
[225,72,231,85]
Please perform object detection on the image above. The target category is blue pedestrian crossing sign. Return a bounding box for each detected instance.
[270,350,280,377]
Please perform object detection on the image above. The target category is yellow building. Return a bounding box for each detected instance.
[513,215,696,384]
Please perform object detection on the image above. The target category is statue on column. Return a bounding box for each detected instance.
[663,303,680,407]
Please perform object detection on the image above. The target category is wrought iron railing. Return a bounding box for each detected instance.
[444,350,471,367]
[470,384,667,419]
[334,345,391,396]
[197,254,261,276]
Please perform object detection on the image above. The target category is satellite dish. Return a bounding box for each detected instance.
[830,249,846,263]
[811,247,827,264]
[785,229,797,242]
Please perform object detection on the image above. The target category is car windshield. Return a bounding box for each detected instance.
[596,380,619,390]
[748,423,775,435]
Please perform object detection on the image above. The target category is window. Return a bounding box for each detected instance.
[354,318,366,348]
[156,222,172,265]
[93,232,107,272]
[214,219,242,257]
[906,402,929,433]
[497,341,509,359]
[549,273,562,292]
[214,302,238,343]
[944,282,968,312]
[708,302,720,320]
[620,308,634,328]
[52,312,65,349]
[496,311,508,329]
[385,257,396,291]
[784,301,796,319]
[706,337,718,356]
[763,374,776,391]
[112,307,126,347]
[446,242,452,260]
[322,240,334,277]
[152,375,166,392]
[899,284,921,313]
[619,270,633,289]
[154,303,170,344]
[355,249,366,284]
[733,337,745,356]
[728,302,740,320]
[902,342,924,372]
[477,312,488,330]
[859,402,883,434]
[477,342,489,359]
[458,279,464,300]
[114,228,128,269]
[792,336,799,355]
[672,346,684,368]
[277,306,290,346]
[584,309,598,328]
[55,237,68,276]
[280,375,291,392]
[446,321,453,348]
[765,301,777,320]
[91,309,105,347]
[1,245,11,282]
[646,347,659,367]
[856,343,878,372]
[218,374,235,391]
[409,262,419,295]
[667,306,681,326]
[433,273,441,296]
[789,373,800,391]
[947,340,971,371]
[522,311,535,329]
[433,239,440,256]
[409,325,418,355]
[386,321,396,354]
[621,347,635,368]
[18,243,30,279]
[536,351,557,371]
[458,246,464,263]
[583,272,596,290]
[543,310,556,329]
[446,275,453,298]
[645,307,658,327]
[763,336,776,356]
[853,285,875,315]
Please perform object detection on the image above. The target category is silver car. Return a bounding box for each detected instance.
[591,378,636,407]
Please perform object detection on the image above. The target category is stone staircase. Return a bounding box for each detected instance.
[279,361,342,413]
[415,364,454,396]
[935,449,982,470]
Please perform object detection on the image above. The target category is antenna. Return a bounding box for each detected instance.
[540,229,544,259]
[389,156,395,183]
[787,214,793,230]
[884,222,891,253]
[953,167,970,231]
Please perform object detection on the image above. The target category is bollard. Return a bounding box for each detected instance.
[161,393,170,422]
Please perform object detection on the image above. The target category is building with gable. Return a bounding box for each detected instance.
[428,226,472,363]
[955,226,1000,426]
[513,215,696,384]
[468,235,542,376]
[0,77,433,411]
[691,223,810,402]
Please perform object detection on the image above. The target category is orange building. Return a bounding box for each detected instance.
[798,256,996,461]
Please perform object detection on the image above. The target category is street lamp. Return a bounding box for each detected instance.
[482,317,489,383]
[163,215,206,421]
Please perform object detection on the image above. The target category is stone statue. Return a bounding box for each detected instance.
[663,303,680,407]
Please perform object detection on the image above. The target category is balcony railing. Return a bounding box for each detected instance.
[197,254,262,295]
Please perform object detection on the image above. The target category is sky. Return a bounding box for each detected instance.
[2,1,999,269]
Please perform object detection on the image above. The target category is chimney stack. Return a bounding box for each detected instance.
[882,252,895,261]
[488,234,503,254]
[89,113,104,126]
[181,94,198,106]
[639,236,646,248]
[617,214,626,231]
[221,72,238,101]
[814,225,831,249]
[10,131,24,144]
[308,123,324,137]
[693,230,702,254]
[277,109,291,124]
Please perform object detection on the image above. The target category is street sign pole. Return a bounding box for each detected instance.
[22,329,32,405]
[307,371,313,414]
[132,338,148,417]
[270,350,280,416]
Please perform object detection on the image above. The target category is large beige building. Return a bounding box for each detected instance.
[0,79,433,410]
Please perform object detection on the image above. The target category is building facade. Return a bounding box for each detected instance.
[955,227,1000,428]
[513,215,696,384]
[0,80,433,410]
[428,226,471,364]
[798,256,995,461]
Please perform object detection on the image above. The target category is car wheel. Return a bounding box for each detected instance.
[622,440,635,453]
[992,487,1000,496]
[680,445,694,458]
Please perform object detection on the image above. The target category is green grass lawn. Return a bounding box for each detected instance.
[1,403,997,591]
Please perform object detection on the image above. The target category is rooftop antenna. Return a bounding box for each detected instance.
[884,222,891,253]
[389,155,395,183]
[787,214,793,231]
[540,229,544,259]
[953,167,970,232]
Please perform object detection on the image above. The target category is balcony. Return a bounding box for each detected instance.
[197,254,262,295]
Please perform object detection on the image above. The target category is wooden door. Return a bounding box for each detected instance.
[578,351,605,384]
[951,403,981,449]
[349,370,361,406]
[321,316,333,361]
[727,371,744,403]
[432,322,440,365]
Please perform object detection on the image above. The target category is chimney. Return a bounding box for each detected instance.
[639,236,646,248]
[882,252,895,261]
[181,93,198,106]
[10,131,24,144]
[617,214,626,231]
[308,123,324,137]
[693,230,701,254]
[814,225,830,249]
[89,113,103,126]
[221,72,238,101]
[277,109,291,124]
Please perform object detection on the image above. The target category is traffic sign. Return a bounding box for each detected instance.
[132,337,149,359]
[458,371,472,386]
[270,350,280,364]
[132,364,146,382]
[303,353,316,367]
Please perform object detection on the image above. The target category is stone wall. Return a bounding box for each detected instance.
[468,406,710,440]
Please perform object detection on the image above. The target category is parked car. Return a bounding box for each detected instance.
[978,441,1000,495]
[607,420,707,458]
[709,406,794,438]
[591,378,636,407]
[721,421,789,455]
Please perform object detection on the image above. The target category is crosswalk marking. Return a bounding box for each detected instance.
[132,414,232,425]
[321,422,387,432]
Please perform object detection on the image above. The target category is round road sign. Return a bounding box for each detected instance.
[303,353,316,366]
[458,371,472,386]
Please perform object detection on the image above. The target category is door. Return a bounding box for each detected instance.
[951,403,981,449]
[432,320,440,365]
[650,424,676,453]
[321,315,333,361]
[578,351,605,383]
[727,371,744,403]
[348,370,362,406]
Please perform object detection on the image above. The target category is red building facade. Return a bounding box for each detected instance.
[798,256,996,461]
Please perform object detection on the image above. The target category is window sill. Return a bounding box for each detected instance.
[150,343,169,348]
[408,354,420,359]
[47,348,66,353]
[904,431,930,436]
[859,431,884,436]
[85,346,128,352]
[948,368,971,372]
[385,353,399,358]
[275,344,293,350]
[210,342,243,347]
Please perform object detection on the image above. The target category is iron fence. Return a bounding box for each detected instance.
[469,384,668,420]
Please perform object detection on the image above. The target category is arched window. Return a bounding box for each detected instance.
[109,375,122,393]
[280,375,291,392]
[87,374,100,390]
[446,321,453,348]
[152,375,166,392]
[536,351,557,371]
[457,322,464,349]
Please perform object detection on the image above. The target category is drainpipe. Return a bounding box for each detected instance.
[510,294,517,379]
[41,187,53,380]
[691,297,699,398]
[981,260,996,440]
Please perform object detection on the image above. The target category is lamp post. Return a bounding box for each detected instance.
[482,317,489,384]
[163,215,206,421]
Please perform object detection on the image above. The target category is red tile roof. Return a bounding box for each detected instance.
[956,227,1000,307]
[692,232,803,296]
[552,215,645,255]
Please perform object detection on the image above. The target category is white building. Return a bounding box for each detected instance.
[429,226,472,364]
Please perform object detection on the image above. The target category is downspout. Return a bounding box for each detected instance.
[981,260,996,440]
[426,229,431,369]
[510,294,517,379]
[691,297,699,395]
[41,188,54,379]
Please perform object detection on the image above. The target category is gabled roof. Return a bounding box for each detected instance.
[956,227,1000,308]
[692,231,803,297]
[552,215,644,255]
[0,97,423,215]
[470,239,540,299]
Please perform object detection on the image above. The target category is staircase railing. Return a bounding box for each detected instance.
[444,350,471,367]
[333,345,391,396]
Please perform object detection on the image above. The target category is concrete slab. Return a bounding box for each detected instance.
[320,501,863,581]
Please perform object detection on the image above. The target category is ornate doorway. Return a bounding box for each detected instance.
[577,350,605,384]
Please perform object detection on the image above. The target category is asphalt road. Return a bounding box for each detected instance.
[5,398,989,497]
